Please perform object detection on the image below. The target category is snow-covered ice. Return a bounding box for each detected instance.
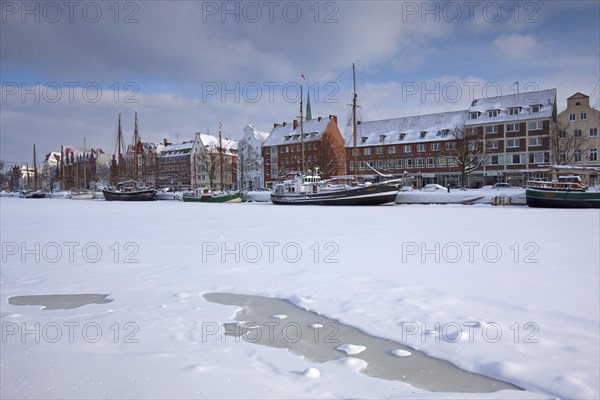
[1,197,598,399]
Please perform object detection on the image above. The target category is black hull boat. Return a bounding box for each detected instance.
[271,175,402,206]
[102,187,155,201]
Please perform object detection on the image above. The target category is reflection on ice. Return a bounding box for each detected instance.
[203,292,522,393]
[8,294,113,310]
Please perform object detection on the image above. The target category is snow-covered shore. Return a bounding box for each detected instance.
[1,198,598,399]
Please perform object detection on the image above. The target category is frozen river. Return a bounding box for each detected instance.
[1,198,598,399]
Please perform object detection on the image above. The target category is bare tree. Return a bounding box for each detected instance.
[449,125,493,189]
[316,134,345,178]
[237,139,261,190]
[203,144,220,189]
[549,121,591,165]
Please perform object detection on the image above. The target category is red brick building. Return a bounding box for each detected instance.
[262,115,346,186]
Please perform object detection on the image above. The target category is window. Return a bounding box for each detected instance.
[529,137,542,146]
[488,110,499,118]
[580,112,587,121]
[404,145,411,153]
[388,146,396,154]
[469,112,479,119]
[438,157,447,167]
[405,158,413,168]
[431,143,440,151]
[285,146,289,153]
[448,158,458,167]
[574,150,582,162]
[363,148,371,155]
[529,152,546,164]
[468,142,477,150]
[528,121,543,130]
[416,158,424,168]
[361,137,368,143]
[387,160,395,169]
[399,133,406,141]
[559,130,567,139]
[569,113,576,122]
[507,139,520,148]
[559,151,567,163]
[490,155,502,165]
[359,161,366,170]
[417,144,425,152]
[531,105,541,113]
[420,131,427,138]
[349,161,354,171]
[380,135,387,142]
[485,125,498,134]
[488,140,499,149]
[376,160,383,168]
[510,153,525,165]
[375,147,383,155]
[446,142,456,150]
[508,107,520,115]
[506,123,519,132]
[574,129,582,138]
[590,128,598,137]
[396,159,403,168]
[427,157,436,167]
[590,148,598,162]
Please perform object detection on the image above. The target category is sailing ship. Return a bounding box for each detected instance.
[182,122,242,203]
[270,65,404,206]
[24,144,46,198]
[71,138,94,200]
[101,111,156,201]
[526,175,600,208]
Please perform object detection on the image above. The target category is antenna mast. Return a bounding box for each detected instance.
[352,63,358,181]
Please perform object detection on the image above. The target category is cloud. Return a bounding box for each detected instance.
[493,33,539,59]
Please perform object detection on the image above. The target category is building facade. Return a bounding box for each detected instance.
[262,115,346,186]
[344,88,557,188]
[556,92,599,186]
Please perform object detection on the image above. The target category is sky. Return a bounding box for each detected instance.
[1,0,599,167]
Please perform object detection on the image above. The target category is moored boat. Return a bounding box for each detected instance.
[526,176,600,208]
[182,188,242,203]
[101,181,155,201]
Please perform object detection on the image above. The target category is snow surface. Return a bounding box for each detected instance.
[1,198,598,399]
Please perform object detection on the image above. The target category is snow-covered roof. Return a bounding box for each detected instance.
[160,142,193,158]
[345,110,468,147]
[199,134,237,156]
[263,117,332,147]
[464,88,556,126]
[243,125,269,143]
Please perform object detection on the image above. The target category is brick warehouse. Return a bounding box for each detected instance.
[262,115,346,186]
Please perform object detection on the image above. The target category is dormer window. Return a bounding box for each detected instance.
[508,107,521,116]
[399,133,406,141]
[487,110,499,118]
[436,130,442,136]
[441,129,449,136]
[419,131,427,139]
[531,105,541,113]
[575,102,581,107]
[469,112,480,120]
[361,136,368,144]
[379,134,387,142]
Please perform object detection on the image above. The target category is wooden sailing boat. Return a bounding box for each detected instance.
[71,138,94,200]
[25,144,46,198]
[182,122,242,203]
[270,65,404,205]
[101,111,155,201]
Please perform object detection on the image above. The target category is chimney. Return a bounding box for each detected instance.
[163,138,168,146]
[357,120,361,125]
[329,115,337,124]
[274,123,280,128]
[317,116,322,122]
[293,119,298,130]
[282,122,287,126]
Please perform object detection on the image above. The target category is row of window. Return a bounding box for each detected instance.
[559,148,598,163]
[568,112,588,122]
[269,156,320,164]
[470,105,542,120]
[278,143,319,153]
[559,128,598,138]
[349,157,459,170]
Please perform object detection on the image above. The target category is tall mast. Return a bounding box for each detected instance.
[61,145,65,190]
[117,112,123,181]
[300,83,305,174]
[83,138,87,190]
[352,63,358,181]
[133,110,138,181]
[219,122,224,191]
[33,143,37,191]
